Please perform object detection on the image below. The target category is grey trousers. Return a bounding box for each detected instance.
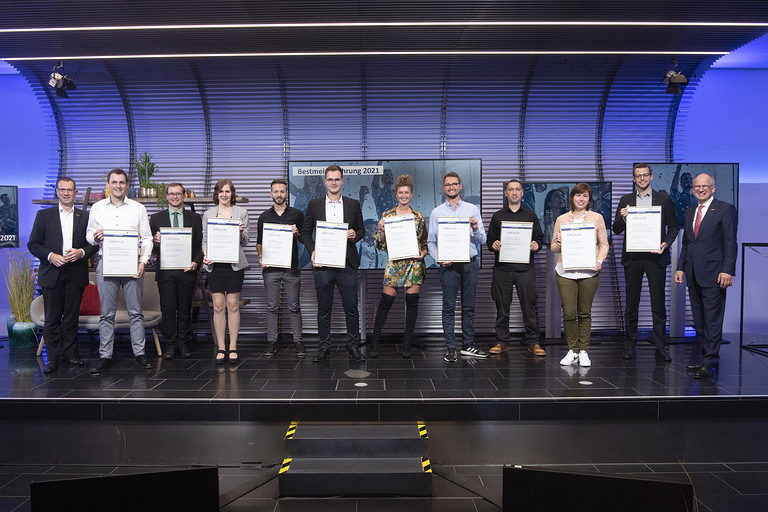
[263,268,303,343]
[96,259,146,358]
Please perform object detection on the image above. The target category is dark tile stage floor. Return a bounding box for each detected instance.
[1,332,768,511]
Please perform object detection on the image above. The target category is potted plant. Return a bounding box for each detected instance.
[155,182,168,209]
[2,246,38,348]
[135,152,158,198]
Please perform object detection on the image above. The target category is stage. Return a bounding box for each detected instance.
[1,333,768,511]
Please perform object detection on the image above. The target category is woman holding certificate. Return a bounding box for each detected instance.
[368,174,428,358]
[550,183,609,368]
[202,179,250,364]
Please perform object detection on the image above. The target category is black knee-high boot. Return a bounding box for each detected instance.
[370,293,395,358]
[402,293,420,358]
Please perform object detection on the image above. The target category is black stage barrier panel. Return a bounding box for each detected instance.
[30,466,219,512]
[503,465,696,512]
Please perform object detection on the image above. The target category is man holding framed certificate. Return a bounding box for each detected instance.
[427,172,487,362]
[486,179,545,356]
[613,163,679,361]
[256,179,306,359]
[86,168,154,373]
[301,165,365,362]
[149,182,203,359]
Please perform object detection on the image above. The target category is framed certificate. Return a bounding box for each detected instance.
[437,217,471,263]
[261,223,293,268]
[102,229,139,277]
[314,221,348,268]
[560,222,597,270]
[625,206,662,252]
[159,227,192,270]
[206,217,240,264]
[383,213,419,261]
[499,221,533,264]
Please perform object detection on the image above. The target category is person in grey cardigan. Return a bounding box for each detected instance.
[202,178,250,364]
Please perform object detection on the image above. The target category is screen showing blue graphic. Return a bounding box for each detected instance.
[0,185,19,248]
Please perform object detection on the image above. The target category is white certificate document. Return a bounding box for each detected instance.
[102,229,139,277]
[206,217,240,264]
[437,217,471,263]
[159,227,192,270]
[383,214,419,261]
[560,222,597,270]
[314,221,348,268]
[626,206,662,252]
[499,221,533,264]
[261,223,294,268]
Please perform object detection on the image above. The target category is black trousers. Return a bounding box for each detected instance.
[624,257,668,349]
[687,271,727,368]
[42,267,86,362]
[313,267,359,349]
[490,266,540,345]
[157,272,195,347]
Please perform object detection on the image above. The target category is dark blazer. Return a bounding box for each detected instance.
[28,205,98,289]
[301,196,365,269]
[149,208,204,282]
[676,198,738,288]
[613,189,679,267]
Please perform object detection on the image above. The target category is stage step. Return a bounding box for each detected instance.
[279,422,432,497]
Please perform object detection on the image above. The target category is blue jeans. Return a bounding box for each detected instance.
[439,258,479,349]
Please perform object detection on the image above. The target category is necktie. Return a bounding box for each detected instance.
[172,211,179,228]
[693,205,703,238]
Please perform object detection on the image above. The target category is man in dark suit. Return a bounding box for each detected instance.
[28,177,98,372]
[613,163,679,361]
[301,164,365,362]
[674,173,737,379]
[149,183,203,359]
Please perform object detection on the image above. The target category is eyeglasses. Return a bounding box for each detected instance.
[693,185,713,190]
[325,178,342,183]
[634,173,651,179]
[57,188,75,193]
[443,182,461,188]
[166,192,184,197]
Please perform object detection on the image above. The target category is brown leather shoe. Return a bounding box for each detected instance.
[528,344,546,356]
[489,343,508,354]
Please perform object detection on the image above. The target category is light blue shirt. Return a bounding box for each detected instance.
[427,199,486,261]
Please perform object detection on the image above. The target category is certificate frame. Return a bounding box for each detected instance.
[206,217,241,264]
[498,221,533,264]
[437,217,471,263]
[383,213,420,261]
[560,222,597,270]
[261,223,294,268]
[159,227,193,270]
[314,221,348,268]
[102,229,139,277]
[625,206,662,253]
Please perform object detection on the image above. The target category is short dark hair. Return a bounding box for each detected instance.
[212,178,237,205]
[270,179,288,189]
[633,163,652,176]
[569,182,593,211]
[107,168,127,182]
[325,165,343,178]
[504,179,522,191]
[443,172,461,185]
[57,176,76,189]
[167,182,185,194]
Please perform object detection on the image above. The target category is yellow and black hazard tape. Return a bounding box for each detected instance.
[417,421,428,439]
[279,457,292,474]
[421,457,432,473]
[285,421,298,439]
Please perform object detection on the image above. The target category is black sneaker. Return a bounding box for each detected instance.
[444,349,458,362]
[460,345,488,358]
[295,342,307,358]
[264,342,277,358]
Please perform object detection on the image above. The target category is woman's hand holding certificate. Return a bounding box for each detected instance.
[382,213,419,261]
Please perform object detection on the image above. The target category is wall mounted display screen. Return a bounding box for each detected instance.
[636,163,738,226]
[510,182,612,244]
[0,185,19,249]
[289,159,482,269]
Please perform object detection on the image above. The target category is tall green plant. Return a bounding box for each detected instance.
[135,152,157,188]
[2,247,37,322]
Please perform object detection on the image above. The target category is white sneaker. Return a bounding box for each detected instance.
[560,350,578,366]
[578,350,591,367]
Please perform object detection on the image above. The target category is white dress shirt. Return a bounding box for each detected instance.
[86,197,153,263]
[325,195,344,223]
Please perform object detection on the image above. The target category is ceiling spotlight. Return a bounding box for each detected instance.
[663,58,688,94]
[48,62,76,97]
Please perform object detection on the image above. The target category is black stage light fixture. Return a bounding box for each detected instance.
[48,62,77,97]
[662,58,688,94]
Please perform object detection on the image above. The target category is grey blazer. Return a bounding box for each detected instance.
[202,204,250,271]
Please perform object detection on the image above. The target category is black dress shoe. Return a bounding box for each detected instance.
[64,356,84,366]
[686,362,705,371]
[621,348,636,359]
[313,348,330,362]
[90,358,110,374]
[135,355,153,369]
[162,346,176,360]
[178,344,192,358]
[43,361,58,373]
[348,347,365,361]
[655,348,672,362]
[694,365,718,379]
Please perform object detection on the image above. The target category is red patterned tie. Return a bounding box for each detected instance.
[693,205,704,238]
